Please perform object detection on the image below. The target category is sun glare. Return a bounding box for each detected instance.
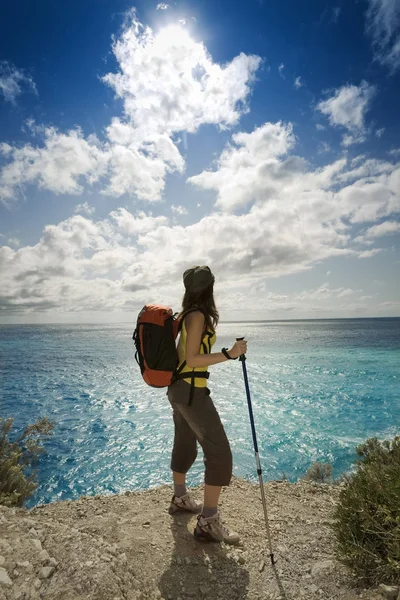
[154,24,193,52]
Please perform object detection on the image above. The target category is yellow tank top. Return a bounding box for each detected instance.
[177,320,216,388]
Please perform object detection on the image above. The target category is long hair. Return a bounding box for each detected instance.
[181,283,219,333]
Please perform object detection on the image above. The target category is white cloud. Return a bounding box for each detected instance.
[389,148,400,157]
[294,76,303,89]
[102,132,185,200]
[318,141,331,154]
[278,63,285,79]
[189,119,400,224]
[376,127,385,138]
[0,127,108,203]
[1,180,398,318]
[189,121,297,212]
[317,81,375,145]
[109,207,168,235]
[156,3,169,9]
[171,205,188,215]
[188,121,400,253]
[358,248,383,258]
[316,124,326,131]
[102,16,261,136]
[74,202,96,216]
[341,133,367,147]
[0,223,370,318]
[0,14,261,205]
[0,235,20,248]
[359,221,400,240]
[365,0,400,71]
[0,61,37,104]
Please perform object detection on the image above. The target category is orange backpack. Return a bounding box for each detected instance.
[132,304,209,390]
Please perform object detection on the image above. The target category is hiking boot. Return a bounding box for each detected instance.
[194,513,240,544]
[168,493,202,515]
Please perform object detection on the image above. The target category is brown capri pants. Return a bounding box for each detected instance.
[167,379,233,487]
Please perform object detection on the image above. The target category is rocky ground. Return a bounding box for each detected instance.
[0,477,397,600]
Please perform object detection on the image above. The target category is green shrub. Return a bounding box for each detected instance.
[0,417,54,507]
[332,436,400,585]
[304,461,333,483]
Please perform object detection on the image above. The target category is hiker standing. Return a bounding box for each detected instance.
[167,265,247,544]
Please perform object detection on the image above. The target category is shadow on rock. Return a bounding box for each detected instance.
[159,512,250,600]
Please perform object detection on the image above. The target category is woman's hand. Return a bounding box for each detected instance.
[228,339,247,359]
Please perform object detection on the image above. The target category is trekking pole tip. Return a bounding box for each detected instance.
[270,553,276,565]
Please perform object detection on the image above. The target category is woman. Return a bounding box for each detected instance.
[167,265,247,544]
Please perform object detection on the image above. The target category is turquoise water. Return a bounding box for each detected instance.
[1,319,399,508]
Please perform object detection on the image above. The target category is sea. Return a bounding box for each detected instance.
[1,319,399,508]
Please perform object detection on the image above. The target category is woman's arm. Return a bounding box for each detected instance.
[185,311,247,368]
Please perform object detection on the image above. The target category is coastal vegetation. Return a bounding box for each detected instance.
[332,436,400,585]
[0,417,54,507]
[303,461,333,483]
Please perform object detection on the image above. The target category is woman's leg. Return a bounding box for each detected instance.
[171,388,232,510]
[203,484,222,516]
[173,471,187,497]
[169,405,198,495]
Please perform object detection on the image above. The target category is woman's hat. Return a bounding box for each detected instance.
[183,265,215,293]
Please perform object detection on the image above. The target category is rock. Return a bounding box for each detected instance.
[0,541,12,554]
[30,539,42,551]
[0,568,13,587]
[39,566,55,580]
[33,578,42,589]
[0,558,4,567]
[28,528,39,537]
[259,560,265,573]
[38,549,50,564]
[311,560,335,578]
[379,585,399,600]
[49,557,58,567]
[309,584,319,594]
[16,561,31,568]
[100,555,111,562]
[238,555,246,565]
[3,561,16,573]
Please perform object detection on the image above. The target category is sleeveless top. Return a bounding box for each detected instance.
[177,319,216,388]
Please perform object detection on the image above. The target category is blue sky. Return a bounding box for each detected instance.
[0,0,399,323]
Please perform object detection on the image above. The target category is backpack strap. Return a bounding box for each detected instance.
[177,307,206,333]
[175,308,210,406]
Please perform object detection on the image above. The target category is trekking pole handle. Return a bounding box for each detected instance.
[236,337,246,362]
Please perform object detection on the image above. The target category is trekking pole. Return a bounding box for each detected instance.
[236,337,275,565]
